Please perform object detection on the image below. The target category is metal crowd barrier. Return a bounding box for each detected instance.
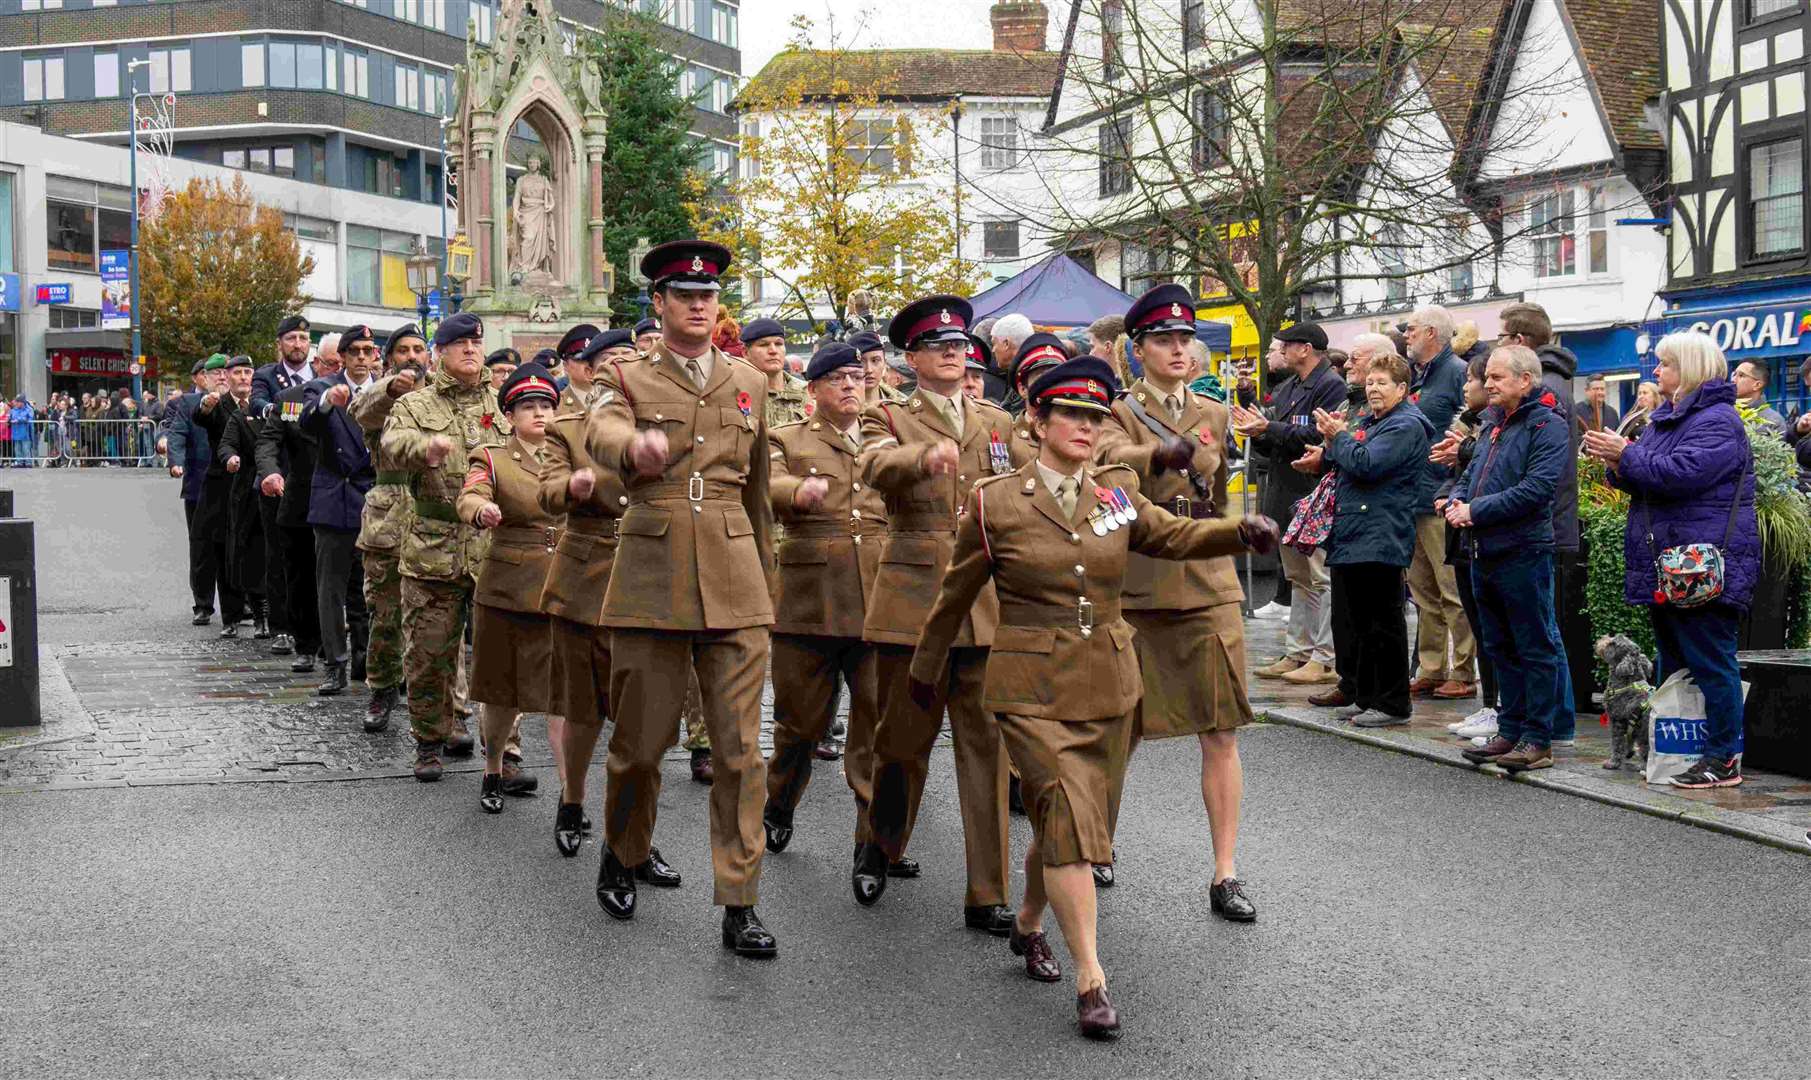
[1,419,162,467]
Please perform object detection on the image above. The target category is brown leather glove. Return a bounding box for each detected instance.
[1151,435,1193,473]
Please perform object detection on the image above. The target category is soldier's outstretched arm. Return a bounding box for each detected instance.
[456,447,498,524]
[351,374,401,434]
[856,404,928,492]
[379,400,433,472]
[1094,404,1159,475]
[252,408,282,482]
[538,420,580,516]
[768,431,803,520]
[1122,470,1247,561]
[583,365,637,472]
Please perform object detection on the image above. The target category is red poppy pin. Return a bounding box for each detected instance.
[1411,392,1421,404]
[1540,390,1557,408]
[1353,429,1367,442]
[736,390,753,417]
[480,412,495,429]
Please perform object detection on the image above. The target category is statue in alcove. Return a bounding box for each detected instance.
[509,153,556,279]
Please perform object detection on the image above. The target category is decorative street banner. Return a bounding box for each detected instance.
[101,249,131,331]
[0,576,12,669]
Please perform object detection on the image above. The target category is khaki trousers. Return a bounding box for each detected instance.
[606,627,769,907]
[866,643,1009,907]
[1407,513,1476,682]
[766,634,879,845]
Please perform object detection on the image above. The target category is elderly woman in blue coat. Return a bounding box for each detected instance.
[1584,331,1759,789]
[1293,353,1434,726]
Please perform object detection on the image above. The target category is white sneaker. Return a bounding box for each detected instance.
[1448,706,1495,732]
[1469,735,1490,747]
[1251,601,1289,621]
[1453,710,1498,739]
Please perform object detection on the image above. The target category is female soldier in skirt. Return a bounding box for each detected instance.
[457,361,565,813]
[909,356,1278,1038]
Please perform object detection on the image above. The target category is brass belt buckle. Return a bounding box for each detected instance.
[1078,598,1094,639]
[543,526,557,552]
[688,476,704,502]
[1174,496,1191,518]
[609,518,621,539]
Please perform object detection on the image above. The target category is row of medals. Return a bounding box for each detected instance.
[1088,487,1138,537]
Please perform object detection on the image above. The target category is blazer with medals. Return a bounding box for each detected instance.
[457,434,562,614]
[910,463,1249,720]
[856,388,1015,647]
[583,342,776,631]
[253,381,321,529]
[1096,380,1244,611]
[299,373,377,533]
[537,398,630,626]
[768,416,889,637]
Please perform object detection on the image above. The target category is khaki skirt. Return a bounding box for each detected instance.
[469,603,553,713]
[999,712,1133,867]
[549,614,610,729]
[1126,602,1252,740]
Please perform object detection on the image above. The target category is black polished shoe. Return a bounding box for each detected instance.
[721,906,777,958]
[813,739,842,761]
[763,811,793,853]
[886,856,921,878]
[270,633,294,656]
[191,611,212,626]
[413,741,444,783]
[1093,851,1116,889]
[965,904,1014,937]
[500,758,538,796]
[1209,877,1257,922]
[218,621,242,639]
[444,722,476,759]
[596,850,637,920]
[852,843,888,907]
[316,660,348,697]
[690,748,714,784]
[364,686,397,734]
[1009,920,1062,983]
[554,803,585,858]
[1008,774,1026,816]
[478,773,504,814]
[634,846,681,887]
[290,652,317,674]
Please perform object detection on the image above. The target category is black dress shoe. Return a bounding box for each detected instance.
[364,686,397,733]
[500,759,538,795]
[634,846,681,887]
[218,621,242,639]
[316,660,348,697]
[1076,986,1121,1039]
[721,906,777,958]
[192,611,212,626]
[886,856,921,878]
[965,904,1014,937]
[1093,852,1116,889]
[290,653,317,674]
[690,748,714,784]
[270,633,294,656]
[1008,774,1026,816]
[763,811,793,853]
[479,773,504,814]
[554,803,585,858]
[1009,921,1062,983]
[596,850,637,920]
[813,739,842,761]
[1209,877,1257,922]
[444,724,476,758]
[852,843,887,906]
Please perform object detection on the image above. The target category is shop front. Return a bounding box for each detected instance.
[48,347,155,398]
[1661,277,1811,415]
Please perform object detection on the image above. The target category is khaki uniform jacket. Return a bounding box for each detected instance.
[857,389,1015,647]
[768,418,888,637]
[910,463,1249,721]
[1008,418,1040,469]
[457,434,562,614]
[1095,379,1245,611]
[556,383,600,416]
[380,372,508,583]
[584,342,776,631]
[351,372,411,555]
[537,407,630,626]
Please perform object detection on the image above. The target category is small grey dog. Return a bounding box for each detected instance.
[1596,634,1653,771]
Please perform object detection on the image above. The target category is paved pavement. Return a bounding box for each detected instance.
[5,471,1811,1078]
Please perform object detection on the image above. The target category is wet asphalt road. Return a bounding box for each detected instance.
[4,471,1810,1078]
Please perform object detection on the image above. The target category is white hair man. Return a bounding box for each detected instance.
[989,314,1034,374]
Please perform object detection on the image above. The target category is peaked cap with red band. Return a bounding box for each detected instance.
[888,293,974,350]
[1028,356,1118,415]
[1126,282,1198,339]
[557,323,601,358]
[641,239,732,293]
[1011,332,1070,391]
[498,361,559,411]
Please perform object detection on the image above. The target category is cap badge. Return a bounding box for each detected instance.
[1086,380,1100,395]
[690,255,704,272]
[1170,303,1183,318]
[938,309,952,325]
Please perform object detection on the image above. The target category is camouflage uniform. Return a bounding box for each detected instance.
[351,373,410,692]
[380,371,508,745]
[766,373,812,429]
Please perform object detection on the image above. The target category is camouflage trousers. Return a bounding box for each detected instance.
[362,550,405,691]
[401,573,473,743]
[681,662,709,751]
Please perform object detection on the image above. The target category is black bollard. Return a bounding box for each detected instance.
[0,490,39,728]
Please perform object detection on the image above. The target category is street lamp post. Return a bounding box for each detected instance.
[629,236,653,323]
[406,237,438,337]
[125,59,151,403]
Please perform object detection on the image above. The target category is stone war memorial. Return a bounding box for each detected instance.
[448,0,616,355]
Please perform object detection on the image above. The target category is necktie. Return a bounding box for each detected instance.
[1167,394,1183,422]
[685,358,705,390]
[1057,477,1078,519]
[844,430,862,454]
[944,397,964,438]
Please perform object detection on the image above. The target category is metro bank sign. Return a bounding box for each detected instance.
[1673,303,1811,359]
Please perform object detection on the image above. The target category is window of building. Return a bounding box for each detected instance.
[983,220,1022,260]
[0,174,14,275]
[713,2,739,47]
[1183,1,1205,52]
[1750,137,1806,257]
[1529,189,1576,278]
[297,42,324,90]
[242,42,265,88]
[346,225,418,307]
[979,116,1020,171]
[94,51,120,99]
[1379,227,1409,303]
[48,308,99,330]
[47,201,95,273]
[1748,0,1802,22]
[147,45,191,94]
[1098,116,1132,196]
[1102,0,1125,81]
[1585,185,1609,273]
[24,55,66,103]
[22,0,67,10]
[343,49,370,99]
[424,71,448,116]
[473,1,494,44]
[395,64,421,111]
[1448,261,1473,298]
[843,118,899,172]
[1192,87,1228,169]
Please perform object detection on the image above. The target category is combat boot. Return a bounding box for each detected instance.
[316,660,348,697]
[364,685,397,733]
[445,715,476,758]
[413,741,445,782]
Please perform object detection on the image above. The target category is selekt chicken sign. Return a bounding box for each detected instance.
[1679,306,1811,360]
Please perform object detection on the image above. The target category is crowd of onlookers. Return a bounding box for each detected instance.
[0,387,171,466]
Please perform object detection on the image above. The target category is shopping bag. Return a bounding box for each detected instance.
[1644,669,1746,785]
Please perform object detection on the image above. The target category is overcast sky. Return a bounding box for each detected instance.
[742,0,1052,78]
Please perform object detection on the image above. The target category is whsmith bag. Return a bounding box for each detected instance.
[1641,454,1747,609]
[1644,669,1747,784]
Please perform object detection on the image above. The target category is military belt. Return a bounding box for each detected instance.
[888,512,956,533]
[635,478,744,503]
[782,520,878,539]
[374,469,411,486]
[411,497,461,524]
[564,514,621,539]
[999,600,1119,634]
[1166,495,1219,519]
[493,524,561,549]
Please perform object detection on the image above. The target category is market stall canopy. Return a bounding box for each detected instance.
[965,252,1232,352]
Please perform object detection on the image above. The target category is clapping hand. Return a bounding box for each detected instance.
[1228,403,1269,437]
[1429,432,1462,467]
[1581,428,1627,467]
[1313,408,1346,439]
[1292,444,1324,475]
[1444,499,1473,527]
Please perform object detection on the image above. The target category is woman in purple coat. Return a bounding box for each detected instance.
[1584,331,1759,789]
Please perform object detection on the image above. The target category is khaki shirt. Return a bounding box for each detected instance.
[537,408,630,626]
[769,417,888,638]
[856,387,1015,647]
[457,434,562,614]
[584,342,776,631]
[351,371,411,554]
[910,462,1248,720]
[380,371,508,582]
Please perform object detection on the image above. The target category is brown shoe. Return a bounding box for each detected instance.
[1432,680,1476,699]
[1309,687,1351,708]
[1460,735,1516,764]
[1280,660,1338,684]
[1408,677,1441,696]
[1076,986,1121,1039]
[1255,657,1303,679]
[1496,741,1553,772]
[1008,921,1061,983]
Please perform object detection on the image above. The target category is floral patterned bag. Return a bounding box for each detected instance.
[1642,453,1747,609]
[1281,469,1338,554]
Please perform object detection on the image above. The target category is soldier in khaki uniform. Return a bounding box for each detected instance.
[351,324,427,732]
[852,330,906,406]
[1005,334,1069,466]
[381,312,509,782]
[583,241,779,957]
[761,342,890,861]
[552,324,602,414]
[851,295,1017,934]
[909,355,1276,1040]
[1094,283,1261,921]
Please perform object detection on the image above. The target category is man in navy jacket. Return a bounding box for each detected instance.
[299,325,379,696]
[1401,305,1476,698]
[1445,344,1570,774]
[251,314,316,418]
[167,356,225,624]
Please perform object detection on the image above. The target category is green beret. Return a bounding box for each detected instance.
[204,353,229,371]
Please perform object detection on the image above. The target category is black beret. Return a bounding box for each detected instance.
[557,324,601,358]
[1274,321,1329,350]
[741,317,786,345]
[341,324,376,348]
[531,348,560,365]
[848,330,884,354]
[485,347,522,368]
[633,318,660,338]
[224,354,255,370]
[433,312,484,348]
[498,362,560,411]
[276,314,310,337]
[577,328,635,363]
[805,342,861,382]
[384,323,425,356]
[190,358,208,376]
[1029,356,1118,415]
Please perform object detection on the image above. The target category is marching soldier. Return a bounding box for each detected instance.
[1095,283,1260,920]
[191,353,251,636]
[850,294,1016,937]
[852,330,906,405]
[632,317,660,354]
[351,324,428,731]
[1006,334,1069,459]
[761,342,890,862]
[553,325,606,413]
[381,312,509,782]
[743,318,811,428]
[255,344,335,675]
[166,358,220,625]
[583,240,778,956]
[214,355,270,639]
[485,347,521,391]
